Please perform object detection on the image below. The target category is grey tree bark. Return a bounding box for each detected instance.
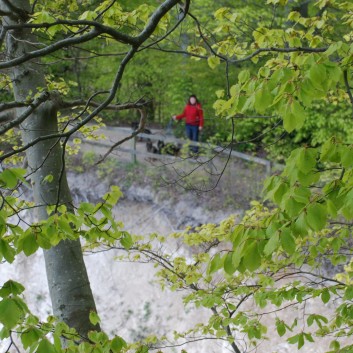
[1,0,98,338]
[0,0,186,339]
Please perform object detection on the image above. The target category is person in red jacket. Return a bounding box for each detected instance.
[172,95,204,153]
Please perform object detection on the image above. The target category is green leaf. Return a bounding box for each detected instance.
[0,169,20,188]
[287,334,299,345]
[47,24,65,38]
[307,314,328,328]
[344,286,353,300]
[207,56,221,69]
[53,333,62,352]
[79,202,95,214]
[298,333,305,349]
[320,138,340,162]
[58,218,73,236]
[78,10,97,21]
[296,148,316,174]
[284,197,304,217]
[326,63,342,83]
[32,10,55,24]
[232,248,242,269]
[342,194,353,219]
[273,181,289,205]
[309,64,326,90]
[291,100,306,127]
[21,328,43,349]
[321,289,330,304]
[0,298,23,329]
[264,233,279,256]
[280,229,296,255]
[216,89,225,98]
[110,336,127,353]
[0,239,15,263]
[243,241,261,271]
[282,101,305,133]
[307,314,314,326]
[42,174,54,184]
[120,232,133,250]
[306,203,327,231]
[0,326,10,340]
[88,331,101,343]
[238,70,250,83]
[136,345,149,353]
[0,280,25,298]
[292,186,311,204]
[224,252,236,275]
[298,78,316,107]
[89,310,100,326]
[37,338,56,353]
[254,87,272,113]
[201,294,217,308]
[329,340,340,351]
[293,213,309,236]
[103,186,123,206]
[325,41,342,56]
[276,320,286,337]
[281,103,296,133]
[341,145,353,168]
[36,233,52,249]
[22,233,39,257]
[9,168,26,179]
[241,94,255,112]
[297,169,320,187]
[79,342,92,353]
[288,332,305,349]
[0,215,6,238]
[209,253,223,274]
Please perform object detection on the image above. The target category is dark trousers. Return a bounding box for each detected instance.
[186,124,199,153]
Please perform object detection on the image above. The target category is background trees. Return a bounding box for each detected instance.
[0,0,353,352]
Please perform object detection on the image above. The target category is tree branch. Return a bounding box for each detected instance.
[135,0,182,45]
[210,306,241,353]
[138,0,190,52]
[151,336,234,351]
[0,101,27,113]
[229,46,328,64]
[188,11,227,62]
[0,98,144,162]
[4,19,137,45]
[0,91,50,135]
[3,0,184,64]
[343,69,353,114]
[144,45,328,64]
[96,108,147,164]
[0,27,102,70]
[60,99,146,111]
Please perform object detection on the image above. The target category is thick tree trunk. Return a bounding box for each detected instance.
[1,0,98,338]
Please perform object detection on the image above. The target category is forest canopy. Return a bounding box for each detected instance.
[0,0,353,353]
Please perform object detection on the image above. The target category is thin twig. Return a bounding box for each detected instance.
[0,91,50,135]
[343,69,353,115]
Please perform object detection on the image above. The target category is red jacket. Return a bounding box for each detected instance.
[176,103,204,127]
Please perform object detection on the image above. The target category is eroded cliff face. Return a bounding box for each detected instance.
[0,166,339,353]
[0,169,240,353]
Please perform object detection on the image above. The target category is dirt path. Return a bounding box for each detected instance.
[74,127,267,209]
[78,125,170,163]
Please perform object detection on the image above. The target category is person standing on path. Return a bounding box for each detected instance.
[172,95,204,153]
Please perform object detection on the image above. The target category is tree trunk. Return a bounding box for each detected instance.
[1,0,98,338]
